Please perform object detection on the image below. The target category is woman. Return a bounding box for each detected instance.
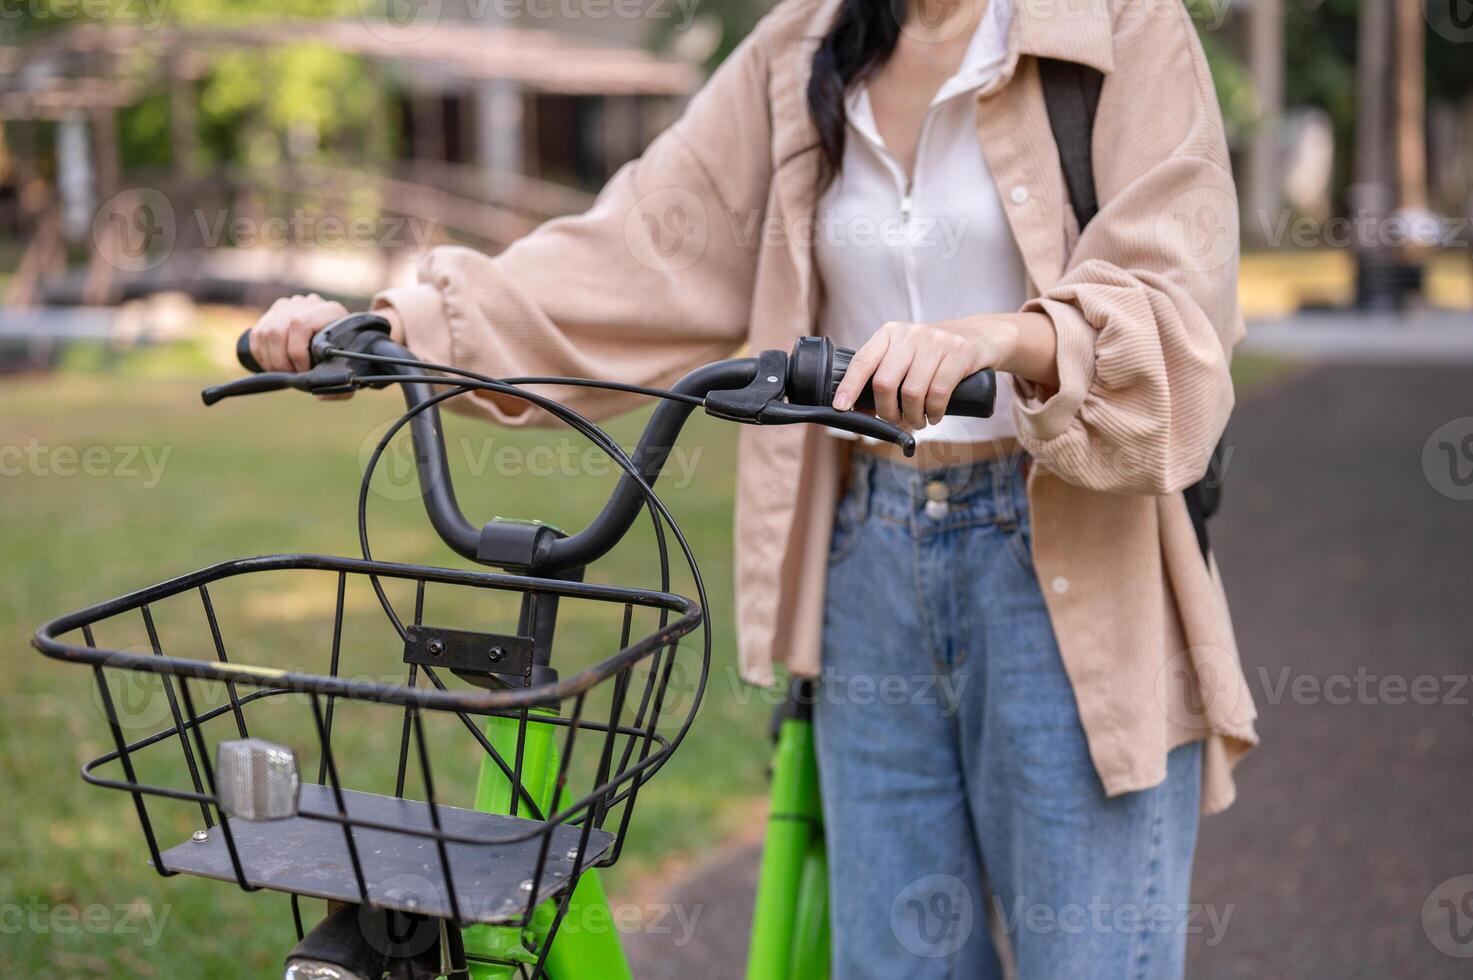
[250,0,1259,974]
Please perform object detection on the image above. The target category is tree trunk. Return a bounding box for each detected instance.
[1351,0,1398,309]
[1246,0,1284,246]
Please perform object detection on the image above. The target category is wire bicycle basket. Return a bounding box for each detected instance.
[33,549,703,972]
[27,314,737,976]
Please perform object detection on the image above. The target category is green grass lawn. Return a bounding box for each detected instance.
[0,350,1288,977]
[0,367,771,978]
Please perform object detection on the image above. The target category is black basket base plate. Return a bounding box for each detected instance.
[156,784,613,925]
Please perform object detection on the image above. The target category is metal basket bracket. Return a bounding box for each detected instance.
[403,625,534,687]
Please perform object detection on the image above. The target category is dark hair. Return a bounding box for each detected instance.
[807,0,906,191]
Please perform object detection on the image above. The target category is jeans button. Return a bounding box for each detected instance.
[924,480,950,519]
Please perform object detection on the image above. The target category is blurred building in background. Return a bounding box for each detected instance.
[0,0,702,341]
[0,0,1470,368]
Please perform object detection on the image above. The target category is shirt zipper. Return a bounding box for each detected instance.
[900,111,937,323]
[851,84,972,322]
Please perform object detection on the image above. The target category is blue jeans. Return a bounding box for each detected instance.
[816,453,1202,980]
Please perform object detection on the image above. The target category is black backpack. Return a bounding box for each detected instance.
[1039,58,1224,560]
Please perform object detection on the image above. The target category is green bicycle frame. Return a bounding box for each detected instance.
[745,684,829,980]
[445,685,830,979]
[456,710,633,980]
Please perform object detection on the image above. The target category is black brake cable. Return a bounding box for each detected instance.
[352,377,707,819]
[336,346,706,407]
[351,377,679,631]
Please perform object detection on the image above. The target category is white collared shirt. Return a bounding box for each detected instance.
[814,0,1026,443]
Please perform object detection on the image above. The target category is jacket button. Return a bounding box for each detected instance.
[1010,186,1029,205]
[1050,576,1069,595]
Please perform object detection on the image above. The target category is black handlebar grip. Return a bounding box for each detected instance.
[234,314,391,376]
[236,330,264,374]
[787,336,996,420]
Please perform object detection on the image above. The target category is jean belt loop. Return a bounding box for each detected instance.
[852,451,873,523]
[992,456,1017,530]
[1010,452,1031,524]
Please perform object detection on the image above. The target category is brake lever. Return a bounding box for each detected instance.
[201,363,359,406]
[755,402,916,457]
[703,348,916,455]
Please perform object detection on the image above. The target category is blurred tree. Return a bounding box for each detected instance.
[655,0,1473,217]
[195,41,390,170]
[653,0,1259,136]
[1283,0,1473,204]
[2,0,394,172]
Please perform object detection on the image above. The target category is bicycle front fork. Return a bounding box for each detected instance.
[462,680,831,980]
[746,678,830,980]
[461,710,633,980]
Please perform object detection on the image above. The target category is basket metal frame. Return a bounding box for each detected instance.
[32,552,703,971]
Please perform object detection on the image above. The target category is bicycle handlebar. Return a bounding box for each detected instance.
[236,328,264,373]
[785,336,996,419]
[205,316,995,573]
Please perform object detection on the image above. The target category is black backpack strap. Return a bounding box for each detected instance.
[1039,58,1103,231]
[1039,56,1219,562]
[1181,480,1211,557]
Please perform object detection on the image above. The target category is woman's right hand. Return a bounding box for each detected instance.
[248,294,350,373]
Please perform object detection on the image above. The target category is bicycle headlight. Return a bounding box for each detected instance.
[283,959,367,980]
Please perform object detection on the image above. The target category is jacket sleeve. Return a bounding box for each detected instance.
[371,29,776,425]
[1011,0,1243,495]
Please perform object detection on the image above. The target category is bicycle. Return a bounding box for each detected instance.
[33,313,995,979]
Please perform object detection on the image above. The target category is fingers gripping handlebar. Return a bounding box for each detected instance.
[785,336,997,419]
[205,316,996,573]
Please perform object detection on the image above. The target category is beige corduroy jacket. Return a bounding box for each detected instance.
[374,0,1260,813]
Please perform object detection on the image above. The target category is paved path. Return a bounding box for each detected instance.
[1239,309,1473,363]
[627,360,1473,978]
